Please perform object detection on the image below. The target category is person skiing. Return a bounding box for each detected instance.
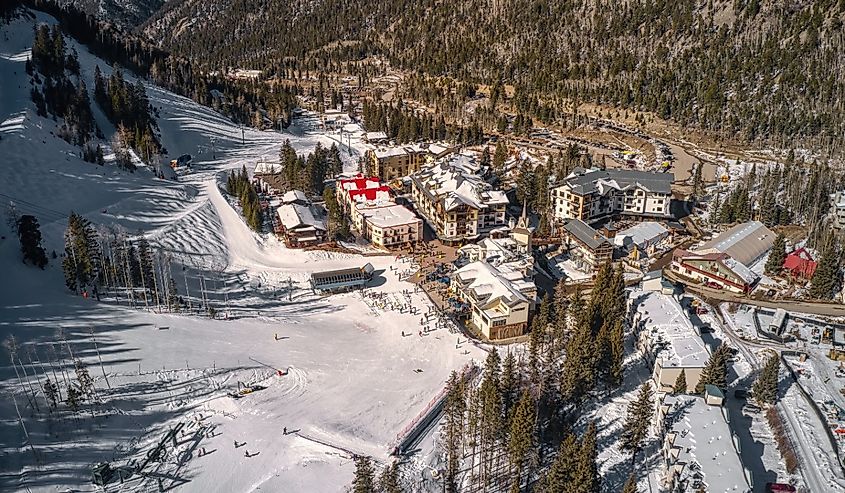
[283,427,287,435]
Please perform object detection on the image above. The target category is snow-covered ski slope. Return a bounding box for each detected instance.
[0,11,484,492]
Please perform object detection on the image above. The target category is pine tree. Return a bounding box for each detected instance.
[621,383,653,464]
[607,319,625,388]
[66,386,81,411]
[674,369,687,394]
[573,421,599,493]
[500,351,519,420]
[378,463,403,493]
[444,371,465,492]
[352,455,375,493]
[810,240,841,300]
[536,433,578,492]
[74,359,95,400]
[695,345,729,393]
[622,473,638,493]
[43,378,59,409]
[507,391,535,491]
[765,233,787,276]
[17,215,48,268]
[753,354,780,405]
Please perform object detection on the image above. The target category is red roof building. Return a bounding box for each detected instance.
[783,247,817,279]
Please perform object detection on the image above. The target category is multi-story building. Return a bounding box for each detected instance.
[335,175,391,214]
[353,201,422,249]
[451,260,536,340]
[550,167,674,225]
[561,219,614,274]
[366,143,453,182]
[410,153,509,245]
[658,393,753,492]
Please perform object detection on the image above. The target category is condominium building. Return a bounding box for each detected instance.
[658,394,753,492]
[550,167,673,225]
[410,153,509,245]
[451,260,536,340]
[366,142,453,182]
[353,201,422,249]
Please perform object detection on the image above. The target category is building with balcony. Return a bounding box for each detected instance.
[451,260,536,340]
[354,201,422,249]
[365,142,453,182]
[410,153,509,245]
[550,167,673,225]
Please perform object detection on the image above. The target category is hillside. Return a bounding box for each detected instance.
[55,0,163,27]
[135,0,845,151]
[0,10,485,492]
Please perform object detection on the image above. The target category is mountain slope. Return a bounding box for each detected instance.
[140,0,845,149]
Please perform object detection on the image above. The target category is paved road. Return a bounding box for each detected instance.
[711,302,840,492]
[665,268,845,318]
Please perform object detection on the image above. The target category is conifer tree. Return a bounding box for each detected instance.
[378,463,402,493]
[74,359,95,400]
[674,369,687,394]
[66,386,81,412]
[574,421,600,493]
[17,215,48,269]
[810,240,841,300]
[500,351,519,420]
[536,433,578,492]
[507,391,535,491]
[695,345,729,394]
[352,455,375,493]
[43,378,59,409]
[622,473,638,493]
[444,371,465,492]
[753,354,780,405]
[607,319,625,388]
[764,233,787,276]
[621,383,653,464]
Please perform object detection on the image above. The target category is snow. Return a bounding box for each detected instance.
[413,153,507,211]
[357,202,420,229]
[276,203,326,231]
[660,395,752,492]
[0,12,485,492]
[632,290,710,368]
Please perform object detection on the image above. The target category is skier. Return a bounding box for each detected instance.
[283,427,287,435]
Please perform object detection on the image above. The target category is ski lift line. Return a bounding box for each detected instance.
[0,192,70,219]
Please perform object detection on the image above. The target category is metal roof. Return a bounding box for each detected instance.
[563,168,673,195]
[563,219,611,250]
[700,221,775,267]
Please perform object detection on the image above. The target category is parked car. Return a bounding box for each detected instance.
[765,483,797,492]
[734,388,750,399]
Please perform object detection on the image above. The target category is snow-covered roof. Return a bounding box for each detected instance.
[701,221,775,267]
[277,204,326,231]
[356,202,420,229]
[363,131,388,142]
[722,256,758,285]
[339,175,383,192]
[563,219,611,250]
[557,167,673,195]
[614,221,669,248]
[662,395,751,493]
[634,291,709,368]
[453,261,534,313]
[412,153,508,211]
[282,189,308,204]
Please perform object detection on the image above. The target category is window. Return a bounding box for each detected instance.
[492,319,506,327]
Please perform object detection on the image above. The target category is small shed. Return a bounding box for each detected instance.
[704,384,725,406]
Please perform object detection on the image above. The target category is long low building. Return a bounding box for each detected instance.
[671,249,759,293]
[699,220,775,267]
[310,263,375,292]
[629,290,709,392]
[658,394,753,492]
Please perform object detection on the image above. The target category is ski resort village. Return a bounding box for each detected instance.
[3,4,845,493]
